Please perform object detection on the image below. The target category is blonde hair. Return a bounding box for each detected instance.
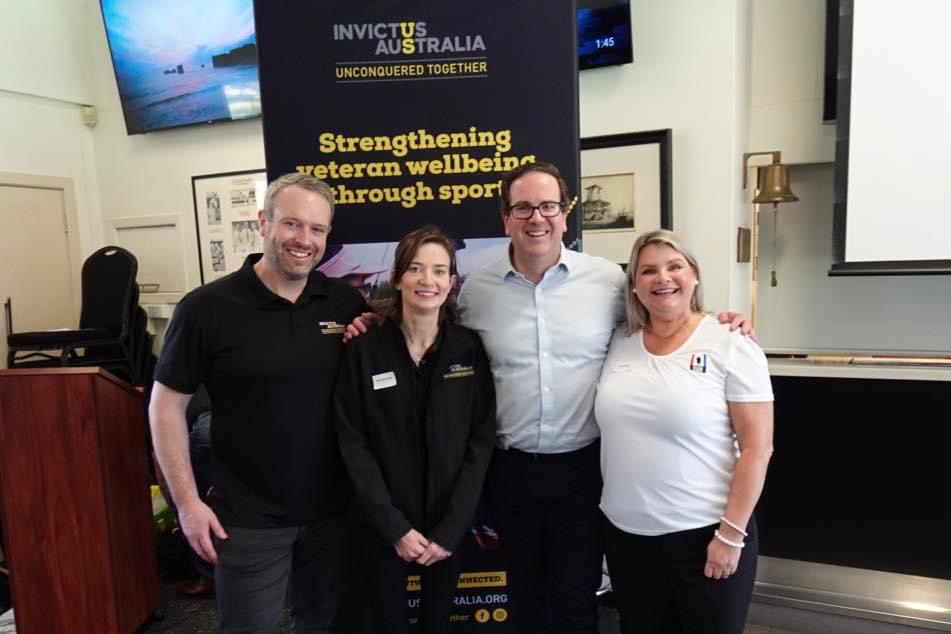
[623,229,704,335]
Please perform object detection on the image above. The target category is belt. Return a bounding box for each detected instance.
[500,439,600,461]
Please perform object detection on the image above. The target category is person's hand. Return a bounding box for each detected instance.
[394,529,430,562]
[704,537,742,581]
[416,540,452,566]
[178,498,228,564]
[343,311,379,342]
[716,311,758,343]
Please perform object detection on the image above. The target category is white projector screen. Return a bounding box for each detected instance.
[832,0,951,275]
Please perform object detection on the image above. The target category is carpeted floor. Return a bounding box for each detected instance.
[139,581,291,633]
[139,582,221,633]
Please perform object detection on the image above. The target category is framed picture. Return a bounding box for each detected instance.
[580,129,672,263]
[191,169,268,283]
[581,172,635,233]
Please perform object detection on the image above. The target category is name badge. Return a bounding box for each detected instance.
[689,353,708,373]
[372,371,397,390]
[319,320,345,335]
[443,363,475,379]
[613,361,635,373]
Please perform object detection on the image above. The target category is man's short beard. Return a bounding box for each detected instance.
[279,268,309,282]
[266,249,310,282]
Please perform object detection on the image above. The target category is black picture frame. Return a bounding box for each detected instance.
[191,168,268,283]
[579,129,673,262]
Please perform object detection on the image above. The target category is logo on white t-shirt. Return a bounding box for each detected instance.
[689,353,708,373]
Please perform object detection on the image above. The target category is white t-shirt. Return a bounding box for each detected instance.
[595,315,773,536]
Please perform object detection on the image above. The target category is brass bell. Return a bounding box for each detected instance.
[742,151,799,204]
[752,162,799,204]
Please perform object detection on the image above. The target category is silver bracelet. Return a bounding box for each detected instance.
[719,515,749,537]
[714,529,745,549]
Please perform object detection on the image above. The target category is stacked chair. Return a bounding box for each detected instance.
[6,245,154,386]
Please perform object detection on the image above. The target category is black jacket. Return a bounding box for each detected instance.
[334,319,496,550]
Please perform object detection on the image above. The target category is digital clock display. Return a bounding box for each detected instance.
[578,0,634,70]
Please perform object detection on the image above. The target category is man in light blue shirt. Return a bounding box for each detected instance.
[458,237,624,455]
[457,161,622,632]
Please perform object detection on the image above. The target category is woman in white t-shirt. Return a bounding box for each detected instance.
[595,229,774,634]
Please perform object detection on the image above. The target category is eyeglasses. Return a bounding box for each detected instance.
[506,201,564,220]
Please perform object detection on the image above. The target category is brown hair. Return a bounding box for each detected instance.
[262,172,335,220]
[499,161,570,213]
[379,225,459,324]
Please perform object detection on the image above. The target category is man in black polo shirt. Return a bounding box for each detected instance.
[149,173,366,632]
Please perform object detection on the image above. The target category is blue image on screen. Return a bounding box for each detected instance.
[578,0,634,70]
[99,0,261,134]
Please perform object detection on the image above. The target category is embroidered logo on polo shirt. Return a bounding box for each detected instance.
[689,353,708,373]
[443,363,475,379]
[319,320,346,334]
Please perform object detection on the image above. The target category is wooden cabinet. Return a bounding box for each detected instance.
[0,368,159,633]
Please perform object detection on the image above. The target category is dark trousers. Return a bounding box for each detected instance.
[215,514,349,633]
[487,442,603,633]
[604,516,758,634]
[356,524,465,634]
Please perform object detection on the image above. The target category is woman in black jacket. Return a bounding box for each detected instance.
[334,225,496,633]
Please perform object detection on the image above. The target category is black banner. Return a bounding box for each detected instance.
[254,0,580,248]
[253,1,580,630]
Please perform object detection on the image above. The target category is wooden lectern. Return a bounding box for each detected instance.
[0,368,159,633]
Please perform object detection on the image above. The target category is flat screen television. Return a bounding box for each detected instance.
[578,0,634,70]
[99,0,261,135]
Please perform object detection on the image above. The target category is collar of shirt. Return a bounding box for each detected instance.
[489,243,573,285]
[239,253,330,308]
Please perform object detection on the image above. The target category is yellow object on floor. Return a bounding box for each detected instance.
[151,485,174,533]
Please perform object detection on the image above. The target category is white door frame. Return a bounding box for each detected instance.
[0,171,84,328]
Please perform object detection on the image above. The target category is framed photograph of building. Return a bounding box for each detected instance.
[581,172,636,233]
[192,169,268,283]
[579,129,672,263]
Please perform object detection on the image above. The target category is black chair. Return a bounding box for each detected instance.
[7,246,143,382]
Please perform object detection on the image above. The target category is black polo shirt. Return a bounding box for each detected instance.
[154,254,366,528]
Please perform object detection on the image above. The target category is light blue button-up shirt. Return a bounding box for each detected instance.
[458,246,626,453]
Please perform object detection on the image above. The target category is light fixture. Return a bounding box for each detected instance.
[742,151,798,324]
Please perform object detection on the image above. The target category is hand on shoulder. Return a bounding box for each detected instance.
[715,311,758,344]
[343,311,379,343]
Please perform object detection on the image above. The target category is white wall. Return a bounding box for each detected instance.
[756,164,951,355]
[749,0,835,165]
[0,0,94,104]
[6,0,842,341]
[580,0,753,313]
[743,0,836,324]
[0,0,104,256]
